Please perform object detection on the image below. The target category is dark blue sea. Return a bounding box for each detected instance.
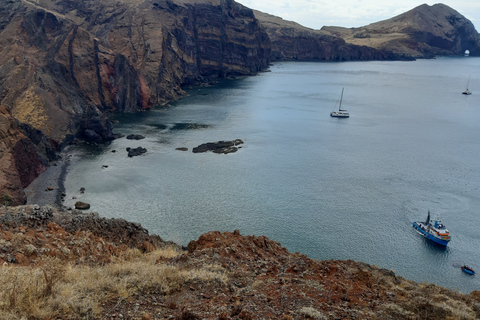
[64,57,480,293]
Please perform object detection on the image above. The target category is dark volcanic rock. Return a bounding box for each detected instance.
[126,134,146,140]
[192,139,243,154]
[126,147,147,157]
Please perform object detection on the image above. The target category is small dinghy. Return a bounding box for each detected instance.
[461,265,475,275]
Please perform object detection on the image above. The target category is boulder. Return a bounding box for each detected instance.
[127,147,147,157]
[126,134,145,140]
[75,201,90,210]
[192,139,244,154]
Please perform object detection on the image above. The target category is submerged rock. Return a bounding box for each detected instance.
[126,134,145,140]
[127,147,147,157]
[192,139,244,154]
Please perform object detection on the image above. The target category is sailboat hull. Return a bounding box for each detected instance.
[330,112,349,118]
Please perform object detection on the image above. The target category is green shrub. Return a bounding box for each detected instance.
[0,192,13,206]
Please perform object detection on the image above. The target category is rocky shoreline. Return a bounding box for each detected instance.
[24,146,77,209]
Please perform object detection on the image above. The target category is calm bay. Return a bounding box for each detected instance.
[64,57,480,293]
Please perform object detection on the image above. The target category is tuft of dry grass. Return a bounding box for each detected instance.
[299,306,327,319]
[0,246,228,319]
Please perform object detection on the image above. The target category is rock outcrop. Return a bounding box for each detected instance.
[0,205,170,265]
[321,4,480,58]
[126,146,147,157]
[192,139,243,154]
[0,106,57,205]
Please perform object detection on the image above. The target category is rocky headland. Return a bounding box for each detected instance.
[321,4,480,59]
[252,10,410,61]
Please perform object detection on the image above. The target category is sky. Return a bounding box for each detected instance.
[236,1,480,32]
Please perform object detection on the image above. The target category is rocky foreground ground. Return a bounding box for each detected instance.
[0,205,479,319]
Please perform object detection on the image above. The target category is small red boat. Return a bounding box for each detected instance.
[461,265,475,275]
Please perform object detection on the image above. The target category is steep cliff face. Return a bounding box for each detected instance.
[254,10,409,61]
[0,0,271,203]
[0,106,56,205]
[321,4,480,58]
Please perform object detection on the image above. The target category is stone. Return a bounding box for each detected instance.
[126,134,145,140]
[127,147,147,157]
[75,202,91,210]
[192,140,244,154]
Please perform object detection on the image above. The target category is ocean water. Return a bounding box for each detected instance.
[64,57,480,293]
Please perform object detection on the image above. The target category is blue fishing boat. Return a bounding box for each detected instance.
[413,211,450,246]
[461,265,475,275]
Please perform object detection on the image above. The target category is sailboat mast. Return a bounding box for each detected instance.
[339,88,344,111]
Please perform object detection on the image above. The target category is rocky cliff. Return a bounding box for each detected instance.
[321,3,480,58]
[0,0,271,203]
[253,10,411,61]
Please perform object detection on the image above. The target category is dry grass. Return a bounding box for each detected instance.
[11,87,52,134]
[0,246,228,319]
[299,306,327,319]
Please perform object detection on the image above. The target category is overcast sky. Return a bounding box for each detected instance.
[236,1,480,31]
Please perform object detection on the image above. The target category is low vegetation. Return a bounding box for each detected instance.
[0,247,228,319]
[0,206,479,319]
[0,192,13,206]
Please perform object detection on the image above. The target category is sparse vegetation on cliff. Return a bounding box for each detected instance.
[0,205,479,319]
[0,193,13,206]
[0,247,227,319]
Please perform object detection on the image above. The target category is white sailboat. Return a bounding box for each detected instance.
[330,88,349,118]
[462,75,472,95]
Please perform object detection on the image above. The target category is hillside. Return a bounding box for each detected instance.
[1,205,480,319]
[253,10,410,61]
[321,3,480,58]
